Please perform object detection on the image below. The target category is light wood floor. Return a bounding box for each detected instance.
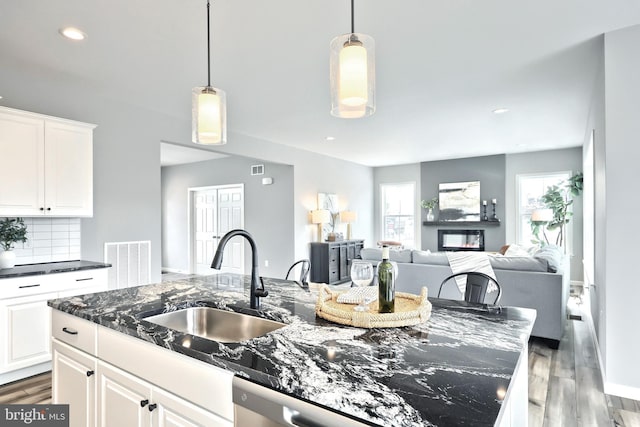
[2,282,639,427]
[0,371,51,405]
[528,288,640,427]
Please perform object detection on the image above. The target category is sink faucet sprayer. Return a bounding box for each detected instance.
[211,229,268,310]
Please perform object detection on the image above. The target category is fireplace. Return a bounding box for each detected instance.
[438,229,485,252]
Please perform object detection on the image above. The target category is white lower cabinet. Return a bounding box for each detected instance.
[0,268,108,385]
[97,362,228,427]
[98,362,149,427]
[52,341,97,427]
[0,292,56,374]
[52,309,233,427]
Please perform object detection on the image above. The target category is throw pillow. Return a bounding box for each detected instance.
[533,245,564,273]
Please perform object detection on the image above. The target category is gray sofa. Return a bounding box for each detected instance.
[359,248,569,347]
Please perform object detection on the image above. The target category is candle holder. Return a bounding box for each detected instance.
[491,201,497,221]
[482,204,488,221]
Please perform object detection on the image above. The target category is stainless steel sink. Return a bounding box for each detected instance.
[143,307,285,343]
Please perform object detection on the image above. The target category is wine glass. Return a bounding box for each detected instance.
[350,260,374,312]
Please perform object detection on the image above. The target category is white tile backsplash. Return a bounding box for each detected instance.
[14,218,81,265]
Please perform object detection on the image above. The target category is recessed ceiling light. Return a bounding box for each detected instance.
[492,108,509,114]
[59,27,87,41]
[325,136,335,141]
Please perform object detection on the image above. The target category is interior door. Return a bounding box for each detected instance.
[194,190,218,275]
[191,185,244,275]
[216,187,244,274]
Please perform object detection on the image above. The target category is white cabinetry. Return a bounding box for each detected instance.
[0,292,56,373]
[0,268,108,384]
[51,309,232,427]
[0,106,95,217]
[52,340,97,427]
[97,362,228,427]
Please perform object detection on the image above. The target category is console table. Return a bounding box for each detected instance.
[310,240,364,285]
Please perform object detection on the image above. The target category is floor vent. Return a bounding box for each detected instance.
[567,314,583,321]
[104,241,151,290]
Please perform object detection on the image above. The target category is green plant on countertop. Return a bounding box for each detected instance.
[420,198,439,210]
[0,217,28,251]
[531,172,583,248]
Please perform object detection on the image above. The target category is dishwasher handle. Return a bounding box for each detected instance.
[286,408,325,427]
[232,377,365,427]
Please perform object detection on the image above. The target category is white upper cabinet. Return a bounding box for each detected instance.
[0,106,95,217]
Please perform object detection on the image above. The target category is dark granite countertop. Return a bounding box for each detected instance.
[48,274,535,427]
[0,260,111,279]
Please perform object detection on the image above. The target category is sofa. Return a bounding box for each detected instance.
[359,247,569,348]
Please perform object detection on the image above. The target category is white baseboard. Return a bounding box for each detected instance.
[581,286,608,396]
[161,267,189,274]
[605,382,640,401]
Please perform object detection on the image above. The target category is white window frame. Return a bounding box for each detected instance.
[515,171,572,250]
[379,182,417,249]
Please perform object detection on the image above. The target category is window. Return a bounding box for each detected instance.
[516,172,571,248]
[380,182,416,248]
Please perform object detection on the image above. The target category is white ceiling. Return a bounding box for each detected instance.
[2,0,640,167]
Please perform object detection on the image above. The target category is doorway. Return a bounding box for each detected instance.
[188,184,244,275]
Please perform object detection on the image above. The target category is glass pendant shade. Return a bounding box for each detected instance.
[330,33,375,118]
[192,86,227,145]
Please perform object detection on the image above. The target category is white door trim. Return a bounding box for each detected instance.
[187,184,245,274]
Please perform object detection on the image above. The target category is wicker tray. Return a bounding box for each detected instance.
[315,285,432,328]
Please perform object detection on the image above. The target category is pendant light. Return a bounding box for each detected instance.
[192,0,227,145]
[330,0,375,118]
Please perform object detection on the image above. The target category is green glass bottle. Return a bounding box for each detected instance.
[378,246,395,313]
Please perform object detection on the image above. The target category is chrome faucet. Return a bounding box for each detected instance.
[211,229,268,310]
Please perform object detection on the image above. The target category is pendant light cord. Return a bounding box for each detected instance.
[207,0,211,87]
[351,0,355,33]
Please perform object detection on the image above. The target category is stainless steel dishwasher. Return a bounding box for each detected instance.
[232,377,368,427]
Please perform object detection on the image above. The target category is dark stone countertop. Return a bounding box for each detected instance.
[47,274,535,427]
[0,260,111,279]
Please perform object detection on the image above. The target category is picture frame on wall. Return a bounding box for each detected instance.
[438,181,481,221]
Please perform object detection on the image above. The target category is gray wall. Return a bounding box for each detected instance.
[1,63,172,284]
[420,155,506,252]
[168,133,375,261]
[505,147,584,281]
[602,24,640,396]
[583,37,606,360]
[373,164,422,248]
[161,157,294,278]
[1,57,374,284]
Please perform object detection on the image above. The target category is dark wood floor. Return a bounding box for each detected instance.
[2,280,639,427]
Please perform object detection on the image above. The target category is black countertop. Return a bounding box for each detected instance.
[0,260,111,279]
[48,274,535,427]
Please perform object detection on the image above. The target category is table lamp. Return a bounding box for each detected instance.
[311,209,331,242]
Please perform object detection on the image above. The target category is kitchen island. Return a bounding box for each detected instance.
[48,274,535,426]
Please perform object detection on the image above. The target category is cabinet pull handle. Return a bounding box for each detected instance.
[86,370,95,377]
[40,207,44,211]
[18,284,41,289]
[148,403,157,412]
[47,207,51,211]
[140,399,149,407]
[75,278,94,282]
[62,327,78,335]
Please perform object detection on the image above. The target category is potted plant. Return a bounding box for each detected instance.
[530,172,583,249]
[0,217,28,269]
[420,198,439,222]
